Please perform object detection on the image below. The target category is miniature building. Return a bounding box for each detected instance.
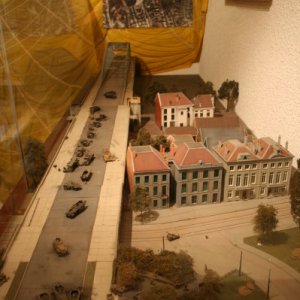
[169,142,223,207]
[213,137,293,202]
[127,96,141,127]
[155,92,215,130]
[126,145,171,209]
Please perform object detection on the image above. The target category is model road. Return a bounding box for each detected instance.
[121,197,300,300]
[15,54,129,299]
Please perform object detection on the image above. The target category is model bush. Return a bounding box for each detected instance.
[198,267,222,300]
[152,135,170,152]
[24,137,48,189]
[116,262,139,289]
[290,160,300,228]
[218,80,239,111]
[140,283,177,300]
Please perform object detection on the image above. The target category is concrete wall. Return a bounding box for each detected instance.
[198,0,300,165]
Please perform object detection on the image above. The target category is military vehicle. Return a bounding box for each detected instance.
[75,147,86,157]
[53,238,69,257]
[78,153,95,166]
[53,284,68,300]
[63,181,82,191]
[89,105,101,114]
[63,158,79,173]
[103,149,117,162]
[68,289,81,299]
[95,114,107,121]
[80,139,92,147]
[167,233,180,241]
[87,131,95,139]
[81,170,93,182]
[104,90,117,99]
[93,121,101,128]
[36,292,51,300]
[66,200,87,219]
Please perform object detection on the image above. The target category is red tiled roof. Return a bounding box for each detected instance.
[194,116,240,128]
[173,143,219,167]
[128,145,170,173]
[158,92,193,108]
[192,94,214,109]
[164,126,197,136]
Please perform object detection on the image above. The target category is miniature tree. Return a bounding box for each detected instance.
[198,267,222,300]
[218,80,239,111]
[24,137,48,190]
[116,262,139,290]
[144,81,167,106]
[140,283,177,300]
[253,204,278,240]
[152,135,170,152]
[203,81,216,96]
[290,159,300,228]
[130,186,151,220]
[131,128,152,146]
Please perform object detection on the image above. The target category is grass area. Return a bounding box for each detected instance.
[244,227,300,273]
[220,270,266,300]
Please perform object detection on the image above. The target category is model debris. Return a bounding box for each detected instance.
[103,149,117,162]
[52,238,69,257]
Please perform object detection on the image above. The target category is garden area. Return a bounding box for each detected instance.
[244,227,300,273]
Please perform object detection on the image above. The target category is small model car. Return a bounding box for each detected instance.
[53,238,69,257]
[63,158,79,173]
[36,292,51,300]
[93,121,101,128]
[102,149,117,162]
[87,131,95,139]
[0,273,8,286]
[79,153,95,166]
[68,289,81,300]
[53,284,68,300]
[75,147,86,157]
[89,105,101,114]
[88,126,95,131]
[66,200,87,219]
[63,181,82,191]
[104,91,117,99]
[80,139,92,147]
[95,114,107,121]
[81,170,93,182]
[167,233,180,241]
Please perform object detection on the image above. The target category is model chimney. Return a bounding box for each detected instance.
[278,135,281,145]
[285,141,288,150]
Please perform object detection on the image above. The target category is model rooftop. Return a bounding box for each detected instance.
[157,92,193,107]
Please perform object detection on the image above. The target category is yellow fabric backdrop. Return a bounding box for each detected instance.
[0,0,208,206]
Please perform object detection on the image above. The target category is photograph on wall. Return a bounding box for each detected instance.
[103,0,193,29]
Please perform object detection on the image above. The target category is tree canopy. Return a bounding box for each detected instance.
[140,283,177,300]
[131,128,152,146]
[24,137,48,189]
[218,80,239,111]
[253,204,278,238]
[130,186,151,219]
[290,160,300,228]
[116,262,139,289]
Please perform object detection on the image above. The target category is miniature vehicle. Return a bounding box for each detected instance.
[104,91,117,99]
[80,139,92,147]
[53,238,69,257]
[89,105,101,114]
[36,292,51,300]
[68,289,81,299]
[53,284,68,300]
[87,131,95,139]
[93,121,101,128]
[0,273,8,286]
[66,200,87,219]
[81,170,93,182]
[63,181,82,191]
[95,114,107,121]
[103,149,117,162]
[167,233,180,241]
[63,158,79,173]
[79,153,95,166]
[75,147,86,157]
[88,126,95,131]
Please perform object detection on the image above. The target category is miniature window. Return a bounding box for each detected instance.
[283,171,288,182]
[214,169,219,177]
[181,197,187,205]
[203,181,208,191]
[285,162,289,167]
[200,112,203,117]
[261,173,266,183]
[278,162,282,168]
[269,172,274,184]
[164,109,167,114]
[236,174,241,186]
[153,186,158,195]
[192,171,198,179]
[202,194,208,203]
[180,123,183,127]
[203,170,209,178]
[162,198,167,207]
[251,173,256,184]
[213,181,218,190]
[182,172,187,180]
[195,113,198,117]
[144,176,149,183]
[260,187,265,195]
[153,175,158,183]
[181,184,187,193]
[245,165,250,170]
[164,122,167,127]
[135,176,140,184]
[243,174,249,186]
[192,182,198,192]
[229,166,234,171]
[181,111,184,115]
[171,114,175,120]
[162,174,167,182]
[207,112,210,117]
[192,195,197,204]
[212,193,218,202]
[228,175,234,186]
[162,185,167,195]
[235,190,240,197]
[263,163,268,169]
[153,199,158,207]
[271,163,275,168]
[164,115,167,121]
[237,165,242,170]
[252,164,257,169]
[171,108,175,113]
[275,172,281,183]
[228,190,233,198]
